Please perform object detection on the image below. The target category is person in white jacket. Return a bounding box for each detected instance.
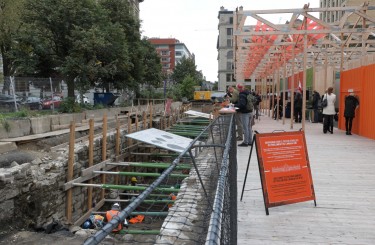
[322,87,336,134]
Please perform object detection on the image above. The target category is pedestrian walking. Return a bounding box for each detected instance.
[322,87,336,134]
[312,90,320,123]
[344,92,359,135]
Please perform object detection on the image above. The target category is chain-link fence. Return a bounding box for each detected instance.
[0,76,65,112]
[83,114,237,245]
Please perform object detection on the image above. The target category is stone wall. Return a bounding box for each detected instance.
[0,102,183,231]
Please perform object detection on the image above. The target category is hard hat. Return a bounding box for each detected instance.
[112,203,120,210]
[82,221,92,229]
[131,177,137,183]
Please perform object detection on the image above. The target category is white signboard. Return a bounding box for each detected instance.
[126,128,194,153]
[184,110,213,119]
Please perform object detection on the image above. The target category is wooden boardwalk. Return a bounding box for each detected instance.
[237,113,375,244]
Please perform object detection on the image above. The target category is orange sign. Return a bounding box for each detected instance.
[255,131,316,212]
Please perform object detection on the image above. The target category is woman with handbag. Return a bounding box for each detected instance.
[322,87,336,134]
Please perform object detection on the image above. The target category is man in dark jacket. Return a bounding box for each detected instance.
[234,83,252,146]
[294,91,303,123]
[312,90,321,123]
[344,92,359,135]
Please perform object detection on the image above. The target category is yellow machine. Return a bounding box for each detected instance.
[193,91,212,101]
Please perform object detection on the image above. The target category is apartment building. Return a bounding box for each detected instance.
[319,0,375,23]
[148,38,192,75]
[217,7,235,92]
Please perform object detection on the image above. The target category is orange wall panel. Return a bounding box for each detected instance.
[340,65,375,140]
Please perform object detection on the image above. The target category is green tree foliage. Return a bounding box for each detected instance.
[140,38,162,88]
[170,75,197,101]
[171,56,202,84]
[0,0,24,77]
[98,0,142,91]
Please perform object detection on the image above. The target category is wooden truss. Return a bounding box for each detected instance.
[234,2,375,80]
[233,2,375,131]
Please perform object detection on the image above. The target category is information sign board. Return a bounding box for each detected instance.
[255,131,316,213]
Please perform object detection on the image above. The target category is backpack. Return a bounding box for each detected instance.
[246,93,256,112]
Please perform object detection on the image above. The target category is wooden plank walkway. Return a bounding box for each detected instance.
[237,113,375,244]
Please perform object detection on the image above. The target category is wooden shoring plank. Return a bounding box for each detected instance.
[115,116,120,185]
[87,119,94,210]
[73,199,105,226]
[66,121,75,223]
[81,159,112,177]
[64,160,115,191]
[101,114,107,200]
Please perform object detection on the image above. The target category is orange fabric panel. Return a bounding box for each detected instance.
[340,65,375,140]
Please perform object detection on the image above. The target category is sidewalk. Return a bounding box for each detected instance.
[237,113,375,244]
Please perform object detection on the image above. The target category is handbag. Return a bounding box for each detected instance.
[321,94,328,108]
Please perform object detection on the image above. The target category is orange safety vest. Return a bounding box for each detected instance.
[168,194,176,208]
[106,210,122,232]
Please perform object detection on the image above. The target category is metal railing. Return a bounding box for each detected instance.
[83,114,237,245]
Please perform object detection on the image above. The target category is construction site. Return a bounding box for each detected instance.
[1,2,375,245]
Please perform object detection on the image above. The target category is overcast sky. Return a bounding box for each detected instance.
[140,0,319,82]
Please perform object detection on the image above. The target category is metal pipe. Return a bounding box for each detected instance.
[72,183,179,193]
[93,171,189,178]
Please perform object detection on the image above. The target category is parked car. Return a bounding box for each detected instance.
[40,96,63,109]
[0,94,22,111]
[22,96,41,110]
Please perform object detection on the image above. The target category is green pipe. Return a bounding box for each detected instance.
[142,200,174,204]
[130,212,168,216]
[119,230,160,235]
[128,163,191,169]
[94,171,189,178]
[102,184,178,193]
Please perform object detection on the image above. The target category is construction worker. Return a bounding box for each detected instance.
[105,203,123,232]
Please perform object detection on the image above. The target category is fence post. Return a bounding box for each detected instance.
[49,77,54,111]
[10,77,18,112]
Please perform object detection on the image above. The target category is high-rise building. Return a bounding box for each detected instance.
[148,38,192,75]
[319,0,375,23]
[128,0,143,19]
[217,7,235,92]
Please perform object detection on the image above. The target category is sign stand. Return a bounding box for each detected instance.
[241,130,316,215]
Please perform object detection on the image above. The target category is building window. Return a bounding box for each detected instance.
[227,39,232,47]
[227,28,233,36]
[229,17,233,24]
[161,57,170,62]
[175,51,182,56]
[226,73,232,82]
[227,50,233,59]
[161,50,169,56]
[162,63,170,68]
[227,62,233,70]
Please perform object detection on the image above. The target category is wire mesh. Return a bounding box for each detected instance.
[83,114,237,245]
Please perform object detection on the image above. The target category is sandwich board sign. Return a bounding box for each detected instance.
[254,131,316,215]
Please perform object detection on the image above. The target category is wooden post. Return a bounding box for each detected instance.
[283,50,287,125]
[115,116,120,185]
[142,111,147,129]
[87,119,94,209]
[302,17,308,131]
[127,115,132,146]
[66,121,75,223]
[291,46,295,129]
[276,58,280,121]
[101,114,107,200]
[149,101,153,129]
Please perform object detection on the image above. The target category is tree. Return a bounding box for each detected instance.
[0,0,24,93]
[140,38,162,90]
[171,56,200,84]
[98,0,143,92]
[13,0,105,97]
